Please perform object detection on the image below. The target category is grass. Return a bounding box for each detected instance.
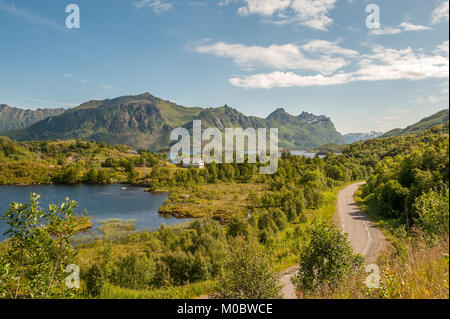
[96,281,215,299]
[158,183,267,220]
[98,219,137,239]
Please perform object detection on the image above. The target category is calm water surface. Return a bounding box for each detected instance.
[0,184,185,241]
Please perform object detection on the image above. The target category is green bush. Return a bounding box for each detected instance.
[413,189,449,239]
[110,253,153,290]
[212,239,281,299]
[0,194,79,299]
[85,264,104,297]
[226,216,250,239]
[292,220,363,295]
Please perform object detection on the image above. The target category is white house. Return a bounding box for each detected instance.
[182,158,205,169]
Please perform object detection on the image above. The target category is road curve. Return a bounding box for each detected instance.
[337,182,386,263]
[281,182,386,299]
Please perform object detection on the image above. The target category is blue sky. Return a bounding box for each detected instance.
[0,0,448,133]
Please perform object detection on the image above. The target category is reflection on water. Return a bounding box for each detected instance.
[0,184,185,241]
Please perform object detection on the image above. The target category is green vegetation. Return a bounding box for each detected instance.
[0,194,79,299]
[414,189,449,240]
[0,137,165,185]
[305,123,449,299]
[158,184,266,219]
[0,119,374,299]
[0,157,350,298]
[382,109,449,138]
[0,120,448,299]
[360,124,448,226]
[312,143,345,155]
[212,238,282,299]
[292,220,363,297]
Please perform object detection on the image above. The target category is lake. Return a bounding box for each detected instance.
[0,184,187,241]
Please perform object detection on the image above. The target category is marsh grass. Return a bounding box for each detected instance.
[98,218,137,239]
[158,183,267,219]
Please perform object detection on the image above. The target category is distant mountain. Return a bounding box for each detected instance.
[3,93,345,150]
[0,104,65,131]
[267,110,345,149]
[382,109,449,138]
[343,131,384,144]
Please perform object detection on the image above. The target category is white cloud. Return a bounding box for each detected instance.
[370,22,433,36]
[354,45,448,82]
[134,0,174,14]
[229,71,351,89]
[290,0,336,30]
[370,26,402,35]
[237,0,291,16]
[227,41,449,89]
[398,22,432,31]
[431,0,449,25]
[222,0,337,31]
[301,40,358,56]
[434,40,449,55]
[195,41,353,74]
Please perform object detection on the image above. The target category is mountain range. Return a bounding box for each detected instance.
[1,94,447,151]
[1,93,345,150]
[343,131,384,144]
[0,104,65,131]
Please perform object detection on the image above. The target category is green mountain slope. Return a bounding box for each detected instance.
[4,93,345,150]
[0,104,65,131]
[382,109,449,137]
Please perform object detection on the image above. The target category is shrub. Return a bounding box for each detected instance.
[85,264,104,297]
[212,239,281,299]
[0,194,79,298]
[226,216,250,239]
[110,253,153,289]
[413,189,449,239]
[292,220,363,295]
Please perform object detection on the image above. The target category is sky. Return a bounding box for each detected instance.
[0,0,448,134]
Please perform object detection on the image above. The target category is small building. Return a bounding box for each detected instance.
[182,158,205,169]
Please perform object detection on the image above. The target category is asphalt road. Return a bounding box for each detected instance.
[281,182,386,299]
[336,182,386,262]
